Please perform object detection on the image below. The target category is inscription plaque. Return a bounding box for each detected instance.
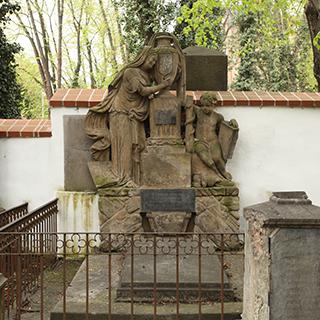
[270,228,320,320]
[155,110,177,125]
[141,189,195,212]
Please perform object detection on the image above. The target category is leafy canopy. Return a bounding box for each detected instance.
[0,0,22,118]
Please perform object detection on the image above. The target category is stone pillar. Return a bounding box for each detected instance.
[243,191,320,320]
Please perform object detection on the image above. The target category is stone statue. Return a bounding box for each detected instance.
[85,45,171,186]
[187,92,239,187]
[85,32,240,239]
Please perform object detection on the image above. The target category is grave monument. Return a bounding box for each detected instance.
[85,32,240,237]
[51,33,243,320]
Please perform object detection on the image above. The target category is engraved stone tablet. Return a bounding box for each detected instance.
[141,189,195,212]
[155,110,177,125]
[270,228,320,320]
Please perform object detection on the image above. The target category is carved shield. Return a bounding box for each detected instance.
[218,121,239,161]
[158,53,173,76]
[154,51,179,84]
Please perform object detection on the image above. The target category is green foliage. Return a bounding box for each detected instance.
[0,0,22,118]
[16,54,48,119]
[313,31,320,51]
[178,0,316,92]
[176,0,225,49]
[232,2,315,92]
[113,0,177,56]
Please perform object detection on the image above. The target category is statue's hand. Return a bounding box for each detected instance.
[161,77,172,88]
[229,119,238,128]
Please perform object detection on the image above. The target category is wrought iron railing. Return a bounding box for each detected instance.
[0,231,244,320]
[0,199,58,317]
[0,203,28,228]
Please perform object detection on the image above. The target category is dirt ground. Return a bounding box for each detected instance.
[17,257,83,320]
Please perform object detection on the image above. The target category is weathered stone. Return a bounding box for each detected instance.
[98,188,139,197]
[141,146,191,188]
[220,196,240,212]
[270,228,320,320]
[195,187,239,197]
[98,196,129,220]
[183,46,227,91]
[195,196,239,233]
[243,192,320,320]
[101,207,141,234]
[64,115,95,191]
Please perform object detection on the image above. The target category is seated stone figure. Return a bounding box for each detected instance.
[191,93,238,187]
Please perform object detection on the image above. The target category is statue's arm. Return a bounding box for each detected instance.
[137,77,171,96]
[137,81,169,97]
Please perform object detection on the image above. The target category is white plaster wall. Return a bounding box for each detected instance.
[0,137,54,210]
[218,106,320,221]
[1,105,320,232]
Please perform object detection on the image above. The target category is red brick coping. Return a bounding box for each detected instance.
[0,119,51,138]
[2,89,320,138]
[49,88,320,108]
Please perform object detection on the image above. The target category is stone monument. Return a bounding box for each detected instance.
[243,191,320,320]
[85,32,240,238]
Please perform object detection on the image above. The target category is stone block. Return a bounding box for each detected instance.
[64,115,95,191]
[183,46,227,91]
[270,228,320,320]
[141,146,191,188]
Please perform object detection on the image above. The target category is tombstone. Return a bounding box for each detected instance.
[183,46,228,91]
[84,33,240,236]
[79,32,243,317]
[243,191,320,320]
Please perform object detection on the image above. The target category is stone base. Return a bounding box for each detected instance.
[116,243,236,303]
[141,145,191,188]
[98,188,142,234]
[50,255,242,320]
[97,186,240,235]
[195,187,240,233]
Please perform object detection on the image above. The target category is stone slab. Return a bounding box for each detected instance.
[141,189,195,212]
[183,46,227,91]
[51,255,242,320]
[270,228,320,320]
[117,244,234,303]
[141,146,191,188]
[64,115,96,191]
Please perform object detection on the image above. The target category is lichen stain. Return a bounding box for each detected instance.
[82,194,94,231]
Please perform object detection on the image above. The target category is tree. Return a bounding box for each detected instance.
[176,0,227,49]
[16,54,48,119]
[305,0,320,91]
[113,0,177,56]
[0,0,22,118]
[178,0,315,92]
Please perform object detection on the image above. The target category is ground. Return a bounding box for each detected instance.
[17,258,83,320]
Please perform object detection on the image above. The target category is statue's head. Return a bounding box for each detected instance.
[200,92,218,106]
[199,92,218,114]
[141,51,158,71]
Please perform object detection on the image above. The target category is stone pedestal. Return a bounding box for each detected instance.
[243,191,320,320]
[141,145,191,188]
[98,188,142,234]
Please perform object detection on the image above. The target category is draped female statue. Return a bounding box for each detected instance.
[85,45,170,186]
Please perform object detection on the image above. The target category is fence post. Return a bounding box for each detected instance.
[0,274,7,320]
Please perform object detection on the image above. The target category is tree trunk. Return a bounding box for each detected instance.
[305,0,320,91]
[57,0,64,88]
[98,0,118,72]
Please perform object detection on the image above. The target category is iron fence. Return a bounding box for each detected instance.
[0,231,244,320]
[0,200,58,317]
[0,203,28,228]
